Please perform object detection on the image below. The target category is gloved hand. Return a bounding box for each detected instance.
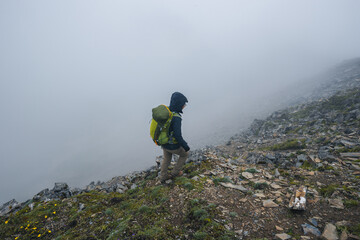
[184,145,190,152]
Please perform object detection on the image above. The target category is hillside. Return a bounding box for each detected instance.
[1,61,360,239]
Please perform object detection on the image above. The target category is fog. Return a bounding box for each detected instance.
[1,0,360,204]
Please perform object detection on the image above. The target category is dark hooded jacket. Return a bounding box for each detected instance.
[162,92,190,151]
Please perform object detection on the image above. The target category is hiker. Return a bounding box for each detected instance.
[160,92,190,183]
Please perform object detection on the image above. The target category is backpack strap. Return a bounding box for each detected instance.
[173,112,182,118]
[168,112,181,144]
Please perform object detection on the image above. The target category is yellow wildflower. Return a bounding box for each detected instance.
[27,224,30,227]
[54,204,57,206]
[15,237,19,240]
[5,220,9,224]
[48,230,51,233]
[20,226,23,229]
[32,227,37,230]
[53,211,56,214]
[38,234,41,237]
[45,215,48,219]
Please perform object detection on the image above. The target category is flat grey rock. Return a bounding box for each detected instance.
[302,223,321,237]
[219,182,248,192]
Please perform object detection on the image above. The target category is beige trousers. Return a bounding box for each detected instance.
[160,147,188,181]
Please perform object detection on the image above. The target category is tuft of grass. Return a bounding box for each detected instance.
[349,223,360,236]
[267,139,306,151]
[213,177,232,186]
[245,168,257,173]
[193,208,209,220]
[301,160,315,170]
[194,231,208,239]
[344,200,359,208]
[138,205,152,214]
[105,208,113,215]
[319,184,339,197]
[184,182,194,191]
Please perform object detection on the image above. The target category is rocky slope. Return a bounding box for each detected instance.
[1,60,360,239]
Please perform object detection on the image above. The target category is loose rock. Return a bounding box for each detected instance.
[322,223,339,240]
[263,199,279,208]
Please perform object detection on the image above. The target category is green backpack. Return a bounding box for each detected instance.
[150,105,180,145]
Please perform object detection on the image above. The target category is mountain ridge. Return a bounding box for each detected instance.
[1,59,360,239]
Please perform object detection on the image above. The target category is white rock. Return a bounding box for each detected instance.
[289,186,307,210]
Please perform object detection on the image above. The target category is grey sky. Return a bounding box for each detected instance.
[1,0,360,204]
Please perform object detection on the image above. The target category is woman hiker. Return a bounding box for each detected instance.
[160,92,190,183]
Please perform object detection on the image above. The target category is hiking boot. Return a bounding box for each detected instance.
[170,170,183,179]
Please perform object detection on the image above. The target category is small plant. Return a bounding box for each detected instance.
[193,208,208,220]
[229,212,238,218]
[349,223,360,236]
[138,205,152,214]
[267,139,306,151]
[301,160,315,170]
[344,200,359,208]
[253,182,268,190]
[194,231,208,239]
[184,182,194,191]
[245,168,257,173]
[319,184,338,197]
[213,177,232,186]
[105,208,113,215]
[190,198,200,206]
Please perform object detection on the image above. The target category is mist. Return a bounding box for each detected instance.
[1,0,360,204]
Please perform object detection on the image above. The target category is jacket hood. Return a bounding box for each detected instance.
[169,92,188,113]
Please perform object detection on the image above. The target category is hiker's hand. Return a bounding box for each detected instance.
[184,146,190,152]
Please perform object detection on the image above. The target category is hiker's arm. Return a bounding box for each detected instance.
[172,117,190,152]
